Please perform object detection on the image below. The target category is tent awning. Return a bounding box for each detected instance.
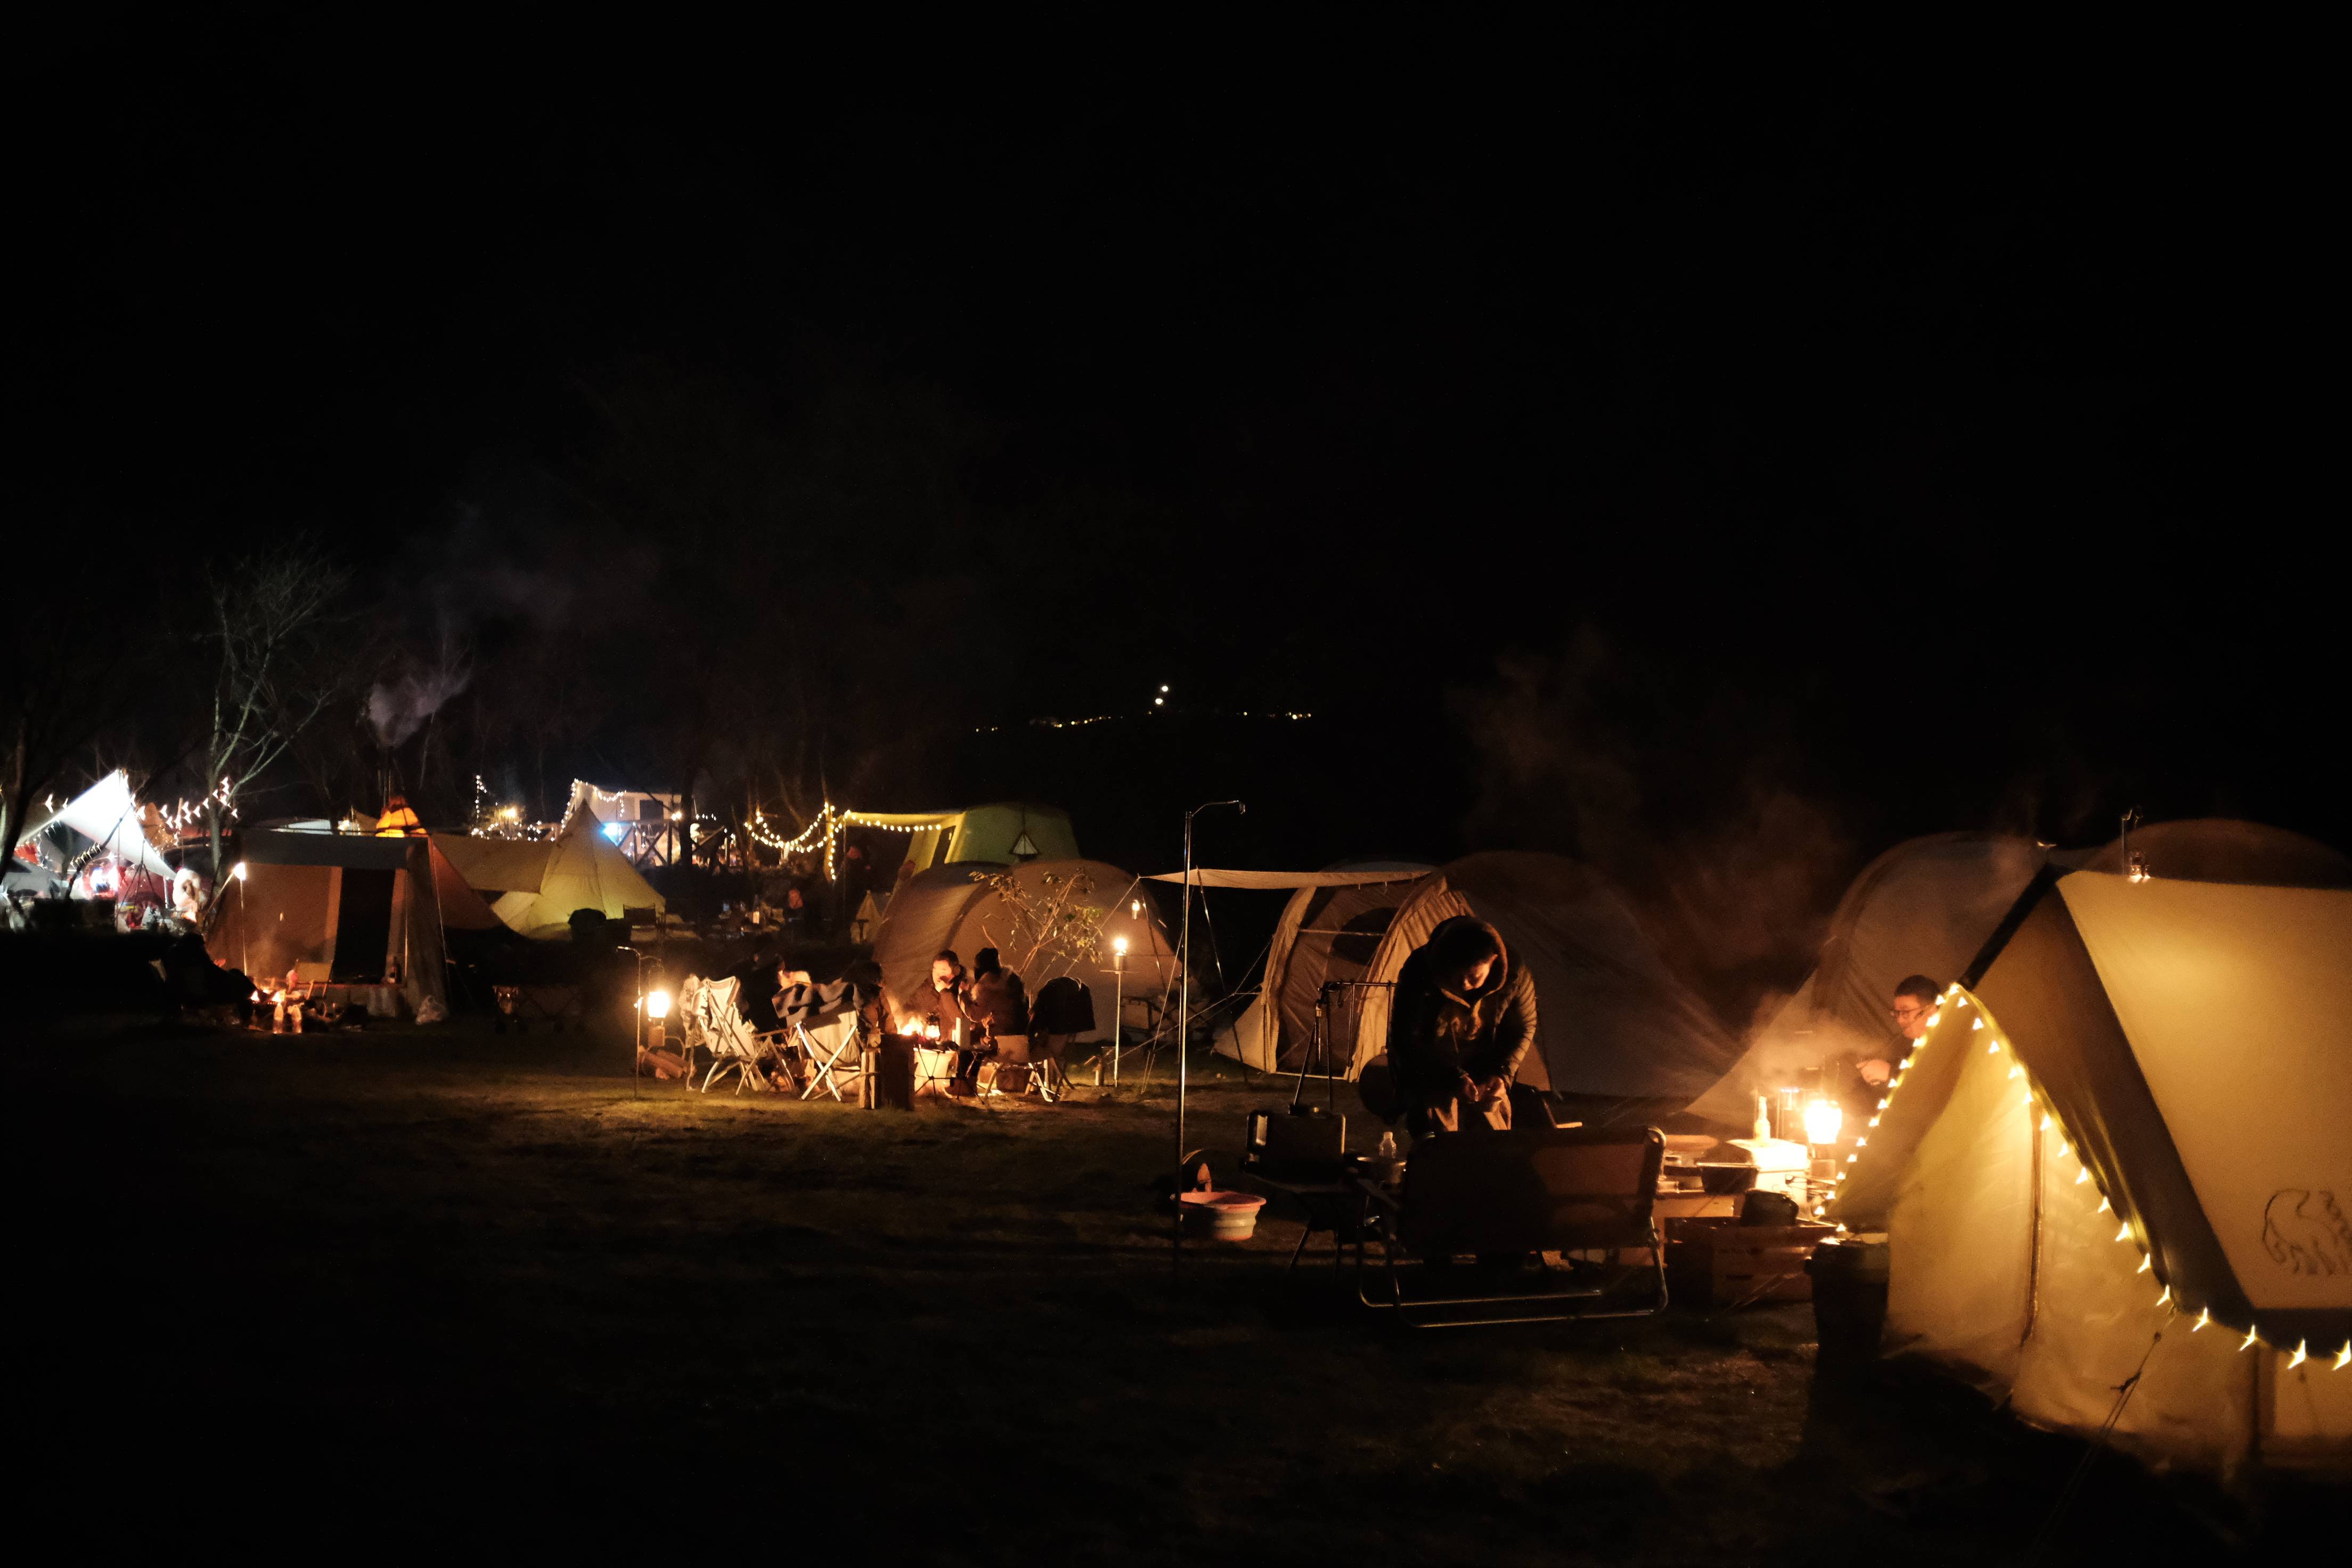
[1145,868,1428,889]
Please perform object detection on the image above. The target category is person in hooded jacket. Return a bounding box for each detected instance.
[1387,916,1538,1137]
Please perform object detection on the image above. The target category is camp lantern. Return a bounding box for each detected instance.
[1802,1098,1843,1147]
[643,989,671,1021]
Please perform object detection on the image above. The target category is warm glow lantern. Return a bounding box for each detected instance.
[1803,1098,1844,1146]
[644,989,671,1021]
[1112,936,1129,957]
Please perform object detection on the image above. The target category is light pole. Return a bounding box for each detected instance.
[1110,936,1127,1087]
[1177,800,1244,1172]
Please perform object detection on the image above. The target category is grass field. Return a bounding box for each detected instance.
[21,1017,2294,1561]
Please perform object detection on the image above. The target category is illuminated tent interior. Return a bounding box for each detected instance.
[1207,863,1432,1073]
[870,858,1176,1040]
[1339,852,1740,1119]
[1832,860,2352,1479]
[207,828,450,1017]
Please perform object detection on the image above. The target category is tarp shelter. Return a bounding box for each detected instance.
[871,858,1175,1039]
[11,770,177,881]
[208,828,449,1018]
[1833,858,2351,1479]
[1689,834,2054,1125]
[470,815,665,938]
[1203,864,1433,1072]
[1345,853,1740,1114]
[857,803,1079,875]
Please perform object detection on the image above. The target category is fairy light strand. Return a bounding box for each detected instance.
[1828,982,2345,1372]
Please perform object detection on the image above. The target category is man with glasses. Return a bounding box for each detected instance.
[1878,975,1943,1085]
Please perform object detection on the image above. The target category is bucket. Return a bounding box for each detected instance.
[1178,1190,1266,1241]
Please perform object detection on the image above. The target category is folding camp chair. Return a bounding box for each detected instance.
[1355,1126,1669,1328]
[689,977,790,1094]
[796,1017,865,1101]
[911,1040,960,1100]
[985,1034,1071,1104]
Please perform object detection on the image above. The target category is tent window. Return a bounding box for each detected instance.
[332,868,396,981]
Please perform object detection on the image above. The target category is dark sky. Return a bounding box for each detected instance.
[19,14,2335,929]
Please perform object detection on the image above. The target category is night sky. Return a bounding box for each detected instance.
[19,16,2333,1009]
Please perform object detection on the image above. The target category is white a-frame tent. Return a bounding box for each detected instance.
[1832,867,2351,1477]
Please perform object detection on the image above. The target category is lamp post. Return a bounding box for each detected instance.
[1177,801,1244,1173]
[1110,936,1128,1087]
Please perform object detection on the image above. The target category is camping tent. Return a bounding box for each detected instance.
[472,814,665,938]
[1342,853,1740,1114]
[1211,863,1432,1073]
[10,771,177,881]
[207,827,450,1018]
[1689,822,2352,1128]
[1688,834,2054,1125]
[857,802,1079,875]
[870,858,1175,1039]
[1832,854,2351,1479]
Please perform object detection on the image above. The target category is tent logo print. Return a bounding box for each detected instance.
[2261,1190,2352,1277]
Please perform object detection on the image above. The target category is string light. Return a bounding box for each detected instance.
[2240,1326,2260,1352]
[2286,1341,2307,1369]
[2155,1286,2171,1308]
[2192,1309,2209,1332]
[2116,1222,2134,1243]
[2336,1343,2350,1370]
[2136,1255,2151,1275]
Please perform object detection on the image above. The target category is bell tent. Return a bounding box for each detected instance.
[1831,848,2351,1479]
[1344,853,1740,1116]
[870,858,1175,1040]
[476,813,665,938]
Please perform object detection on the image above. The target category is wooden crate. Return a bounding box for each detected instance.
[1665,1215,1835,1306]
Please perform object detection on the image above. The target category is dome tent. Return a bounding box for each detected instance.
[1688,833,2054,1126]
[1688,821,2351,1129]
[1832,847,2352,1480]
[1346,852,1738,1116]
[870,858,1178,1041]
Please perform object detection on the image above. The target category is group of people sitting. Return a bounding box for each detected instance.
[910,946,1032,1091]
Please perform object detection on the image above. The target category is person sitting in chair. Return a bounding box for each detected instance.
[1388,916,1537,1139]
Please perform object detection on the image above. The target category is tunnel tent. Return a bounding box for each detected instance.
[871,858,1178,1040]
[1831,862,2352,1479]
[483,812,665,938]
[1688,833,2055,1126]
[1207,863,1434,1073]
[207,827,450,1018]
[1689,821,2352,1128]
[1345,852,1739,1115]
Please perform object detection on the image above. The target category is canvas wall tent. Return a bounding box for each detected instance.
[870,858,1176,1038]
[863,803,1079,875]
[1210,863,1432,1073]
[1832,860,2351,1479]
[1688,833,2054,1126]
[207,828,450,1017]
[1340,853,1739,1114]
